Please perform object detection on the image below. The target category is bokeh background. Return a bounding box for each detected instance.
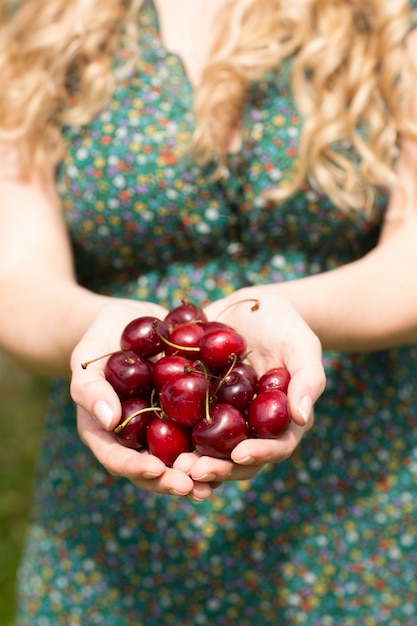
[0,352,47,626]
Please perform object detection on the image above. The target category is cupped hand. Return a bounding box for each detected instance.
[203,285,326,428]
[70,297,215,500]
[174,284,326,482]
[69,288,325,497]
[77,407,214,499]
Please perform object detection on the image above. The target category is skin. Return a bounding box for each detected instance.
[1,5,417,501]
[154,0,229,88]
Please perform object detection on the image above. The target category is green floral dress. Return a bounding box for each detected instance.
[15,2,417,625]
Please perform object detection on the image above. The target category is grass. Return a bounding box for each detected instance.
[0,353,47,626]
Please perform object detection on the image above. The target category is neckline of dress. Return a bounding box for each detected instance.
[141,0,247,167]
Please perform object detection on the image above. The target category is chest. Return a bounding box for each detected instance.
[56,0,385,277]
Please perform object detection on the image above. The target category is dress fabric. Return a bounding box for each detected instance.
[15,2,417,625]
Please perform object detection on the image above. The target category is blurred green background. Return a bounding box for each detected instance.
[0,352,47,626]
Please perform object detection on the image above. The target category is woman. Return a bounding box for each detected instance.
[1,0,417,623]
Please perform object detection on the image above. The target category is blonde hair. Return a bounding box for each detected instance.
[0,0,416,211]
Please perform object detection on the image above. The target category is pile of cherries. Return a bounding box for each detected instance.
[83,299,291,467]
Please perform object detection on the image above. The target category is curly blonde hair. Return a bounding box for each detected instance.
[0,0,416,211]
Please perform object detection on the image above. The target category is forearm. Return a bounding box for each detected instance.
[278,243,417,352]
[0,268,109,377]
[0,163,112,376]
[280,77,417,354]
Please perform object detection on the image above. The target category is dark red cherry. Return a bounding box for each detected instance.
[225,362,258,395]
[159,371,207,427]
[192,403,249,459]
[212,370,254,411]
[104,350,154,399]
[121,316,169,358]
[257,367,291,395]
[152,355,194,391]
[199,320,234,333]
[147,417,192,467]
[199,328,247,372]
[164,322,205,360]
[163,299,208,331]
[114,398,155,449]
[248,389,291,438]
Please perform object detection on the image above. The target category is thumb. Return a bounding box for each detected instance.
[286,355,326,427]
[70,356,122,431]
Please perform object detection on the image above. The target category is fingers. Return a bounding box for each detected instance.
[77,408,197,495]
[185,419,310,483]
[77,409,216,499]
[77,405,310,494]
[70,313,123,430]
[188,455,262,482]
[71,359,122,431]
[70,298,170,431]
[231,421,308,464]
[78,408,165,477]
[284,333,326,427]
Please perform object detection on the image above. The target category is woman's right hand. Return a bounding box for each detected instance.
[70,298,216,501]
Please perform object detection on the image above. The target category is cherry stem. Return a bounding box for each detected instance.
[215,298,260,321]
[81,350,134,369]
[175,298,206,325]
[114,406,163,433]
[210,353,238,399]
[183,363,206,376]
[150,388,159,408]
[193,359,213,424]
[152,320,200,353]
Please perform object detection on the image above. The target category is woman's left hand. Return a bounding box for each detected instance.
[174,284,325,484]
[174,419,310,484]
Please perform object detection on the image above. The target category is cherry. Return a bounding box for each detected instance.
[226,362,258,395]
[147,417,192,467]
[199,328,247,372]
[114,398,156,449]
[192,403,249,459]
[152,354,194,391]
[257,367,291,395]
[104,350,154,399]
[83,298,301,465]
[163,299,208,331]
[159,371,208,427]
[199,320,234,333]
[248,389,291,438]
[121,316,169,358]
[164,322,205,360]
[212,370,254,411]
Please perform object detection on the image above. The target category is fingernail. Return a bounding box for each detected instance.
[235,456,254,465]
[143,470,163,479]
[194,473,216,482]
[299,395,312,424]
[186,495,204,503]
[169,489,187,496]
[93,401,114,429]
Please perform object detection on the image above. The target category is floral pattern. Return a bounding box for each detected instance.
[15,2,417,624]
